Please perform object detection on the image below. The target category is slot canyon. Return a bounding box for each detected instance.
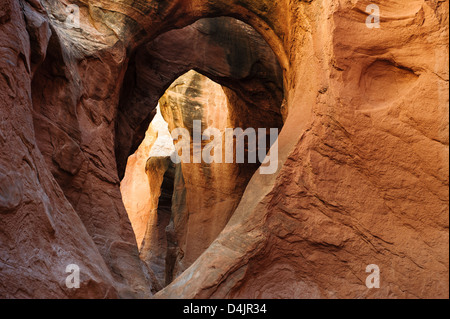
[0,0,448,299]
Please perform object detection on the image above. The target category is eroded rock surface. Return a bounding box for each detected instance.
[0,0,448,299]
[0,0,120,299]
[123,70,277,292]
[159,71,265,288]
[116,16,284,179]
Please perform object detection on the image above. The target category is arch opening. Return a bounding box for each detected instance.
[118,17,285,292]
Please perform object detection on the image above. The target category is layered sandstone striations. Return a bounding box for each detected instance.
[121,106,174,252]
[0,0,448,299]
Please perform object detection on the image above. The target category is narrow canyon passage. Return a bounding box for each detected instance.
[27,12,286,297]
[1,0,447,300]
[119,17,285,293]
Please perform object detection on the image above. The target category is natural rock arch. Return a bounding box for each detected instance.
[30,1,291,298]
[118,16,286,293]
[0,0,447,299]
[116,16,285,179]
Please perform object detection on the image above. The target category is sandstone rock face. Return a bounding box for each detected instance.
[0,0,119,298]
[118,15,284,292]
[0,0,448,299]
[158,70,265,288]
[28,1,152,298]
[121,105,176,292]
[156,1,449,299]
[122,70,278,292]
[121,106,174,251]
[116,16,284,179]
[140,156,175,292]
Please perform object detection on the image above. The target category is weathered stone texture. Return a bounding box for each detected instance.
[0,0,447,299]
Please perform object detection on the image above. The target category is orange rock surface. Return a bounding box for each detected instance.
[0,0,448,299]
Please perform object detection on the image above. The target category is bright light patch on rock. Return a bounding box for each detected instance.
[148,104,176,158]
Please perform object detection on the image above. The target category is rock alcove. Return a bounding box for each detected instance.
[0,0,447,299]
[119,17,285,293]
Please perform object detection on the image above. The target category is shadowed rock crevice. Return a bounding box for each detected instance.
[138,156,175,292]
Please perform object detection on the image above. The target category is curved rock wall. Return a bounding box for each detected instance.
[122,69,279,292]
[0,0,448,299]
[120,106,173,252]
[0,0,121,298]
[116,16,284,179]
[158,70,265,288]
